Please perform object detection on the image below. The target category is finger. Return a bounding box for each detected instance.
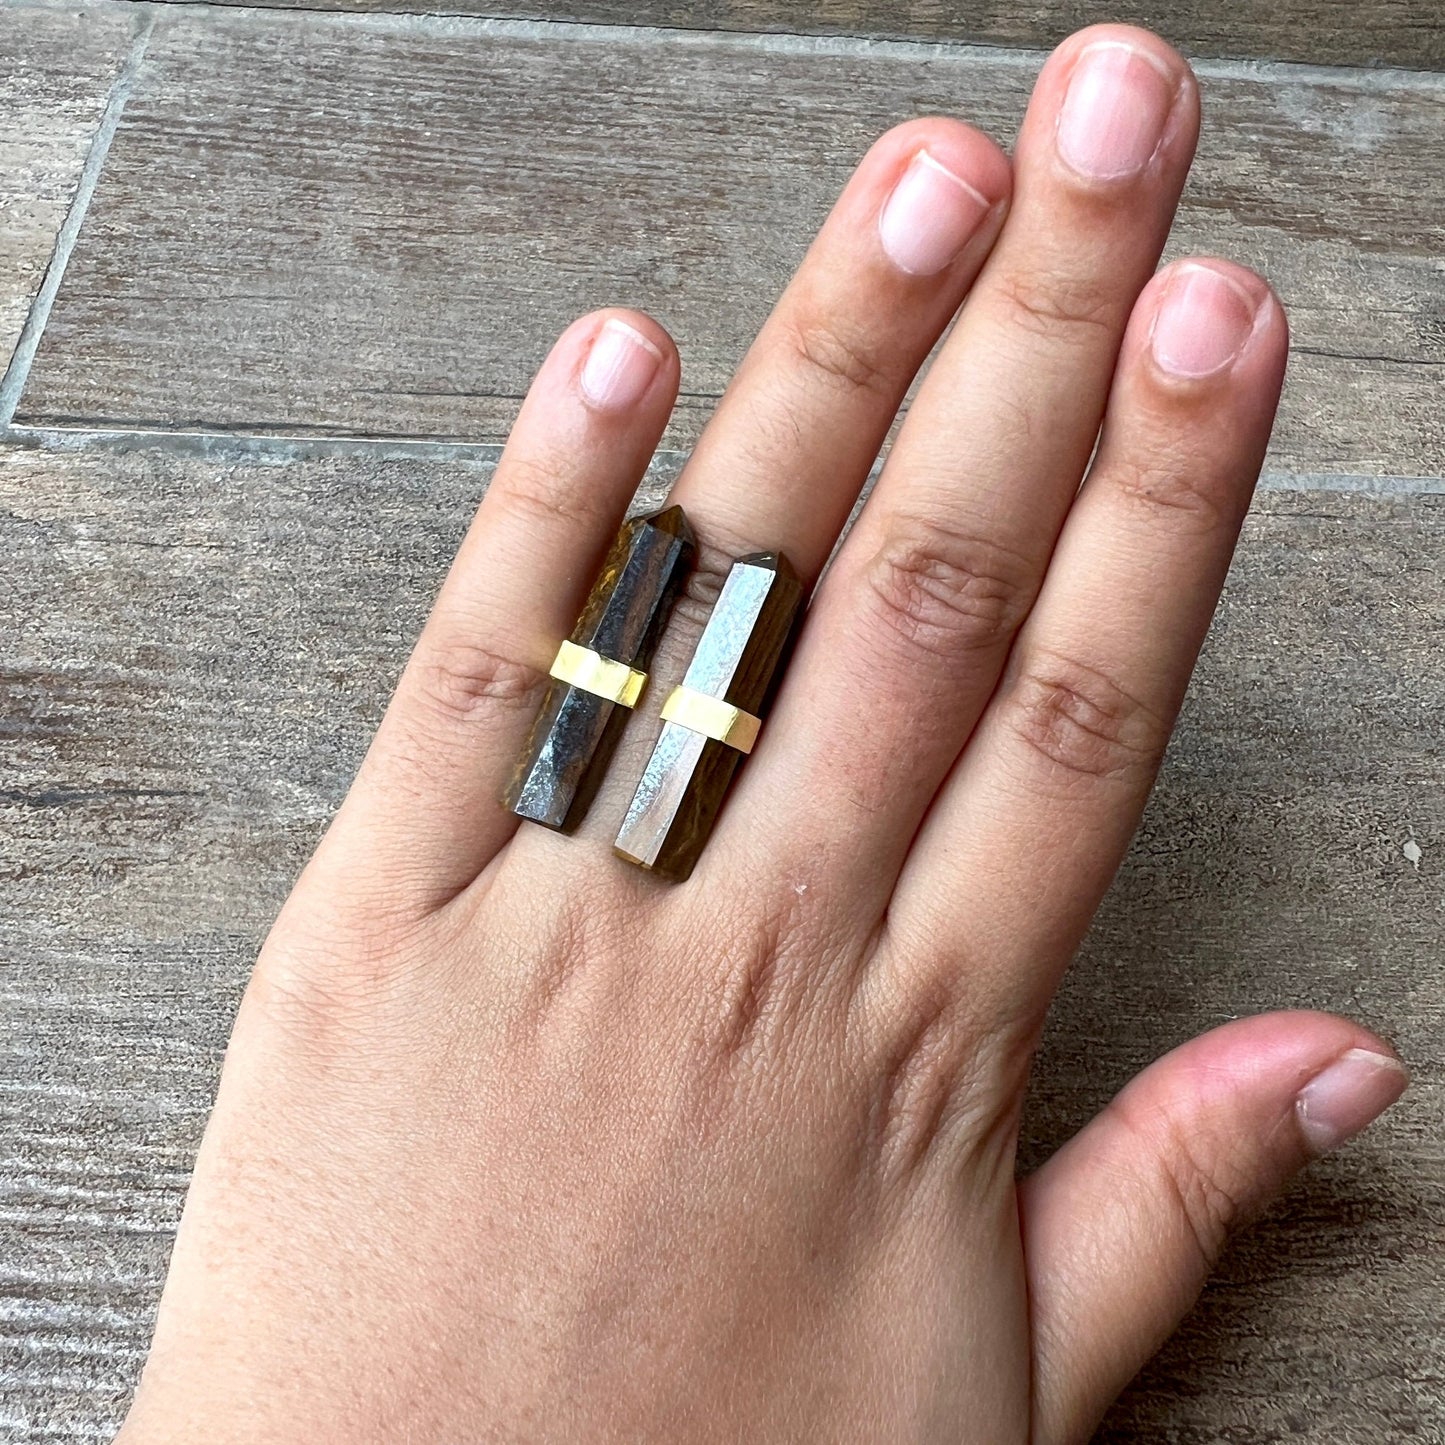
[509,118,1010,859]
[884,258,1288,1021]
[1020,1012,1409,1444]
[664,115,1011,586]
[720,27,1201,911]
[310,309,680,912]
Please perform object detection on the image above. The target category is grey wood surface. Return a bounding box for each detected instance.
[2,435,1441,1440]
[0,5,134,387]
[147,0,1445,72]
[14,4,1444,482]
[1,0,1441,1439]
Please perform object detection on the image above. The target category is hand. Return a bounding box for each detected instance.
[118,25,1406,1444]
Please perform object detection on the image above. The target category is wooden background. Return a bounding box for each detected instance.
[1,0,1441,1438]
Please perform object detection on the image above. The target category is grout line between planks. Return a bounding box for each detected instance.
[6,423,510,466]
[8,424,1445,495]
[4,0,1445,92]
[0,10,155,435]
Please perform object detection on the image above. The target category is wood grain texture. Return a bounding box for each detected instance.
[145,0,1445,72]
[0,5,135,383]
[15,5,1445,479]
[2,434,1440,1440]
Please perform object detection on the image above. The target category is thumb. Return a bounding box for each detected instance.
[1018,1011,1408,1445]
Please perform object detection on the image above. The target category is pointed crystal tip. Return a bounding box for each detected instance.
[733,549,798,583]
[639,504,697,547]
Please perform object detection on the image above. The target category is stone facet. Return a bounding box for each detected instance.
[614,551,804,879]
[507,505,695,831]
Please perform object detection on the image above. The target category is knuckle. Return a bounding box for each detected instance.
[1107,453,1236,535]
[496,453,613,533]
[993,267,1120,345]
[861,512,1036,664]
[696,867,853,1074]
[248,906,437,1067]
[1004,648,1168,786]
[872,998,963,1172]
[713,921,796,1063]
[410,637,543,728]
[1152,1118,1248,1272]
[669,537,735,636]
[778,308,895,398]
[519,877,627,1023]
[866,988,1002,1178]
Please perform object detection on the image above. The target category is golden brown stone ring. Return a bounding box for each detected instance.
[615,552,804,880]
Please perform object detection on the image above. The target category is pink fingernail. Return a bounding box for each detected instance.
[1056,42,1176,181]
[1296,1048,1409,1155]
[579,319,663,411]
[1150,264,1259,378]
[878,150,993,277]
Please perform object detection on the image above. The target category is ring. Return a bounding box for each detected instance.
[549,640,648,710]
[658,686,761,754]
[507,505,695,832]
[614,550,803,880]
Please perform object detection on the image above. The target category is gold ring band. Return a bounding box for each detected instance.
[660,685,761,753]
[549,639,648,709]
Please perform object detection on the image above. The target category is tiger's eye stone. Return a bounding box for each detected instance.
[614,551,804,880]
[507,505,695,832]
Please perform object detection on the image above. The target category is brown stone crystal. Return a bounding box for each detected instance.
[507,505,695,831]
[614,551,804,880]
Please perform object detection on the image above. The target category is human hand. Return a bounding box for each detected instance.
[119,25,1407,1444]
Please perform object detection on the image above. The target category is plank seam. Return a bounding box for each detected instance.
[4,0,1445,91]
[0,9,156,435]
[6,425,1445,494]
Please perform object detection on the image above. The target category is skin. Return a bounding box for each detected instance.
[118,26,1407,1445]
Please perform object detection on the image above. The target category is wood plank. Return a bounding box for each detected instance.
[147,0,1445,73]
[0,5,136,389]
[16,7,1445,480]
[2,434,1440,1439]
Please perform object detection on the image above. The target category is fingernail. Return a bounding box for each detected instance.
[1296,1048,1409,1155]
[579,319,663,411]
[1056,42,1176,181]
[1150,264,1259,379]
[878,150,993,277]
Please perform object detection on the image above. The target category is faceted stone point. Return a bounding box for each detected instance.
[507,505,695,832]
[614,550,804,880]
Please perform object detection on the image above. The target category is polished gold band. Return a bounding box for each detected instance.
[660,685,761,753]
[549,639,647,708]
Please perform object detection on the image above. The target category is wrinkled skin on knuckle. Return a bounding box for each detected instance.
[686,868,859,1079]
[408,637,544,729]
[498,451,619,533]
[1004,649,1169,787]
[246,899,447,1072]
[508,870,647,1026]
[1106,442,1241,535]
[1126,1102,1254,1276]
[868,991,978,1178]
[992,265,1121,345]
[860,513,1037,667]
[668,536,736,634]
[777,305,896,399]
[860,937,1026,1187]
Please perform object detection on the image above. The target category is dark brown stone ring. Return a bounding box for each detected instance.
[505,505,695,833]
